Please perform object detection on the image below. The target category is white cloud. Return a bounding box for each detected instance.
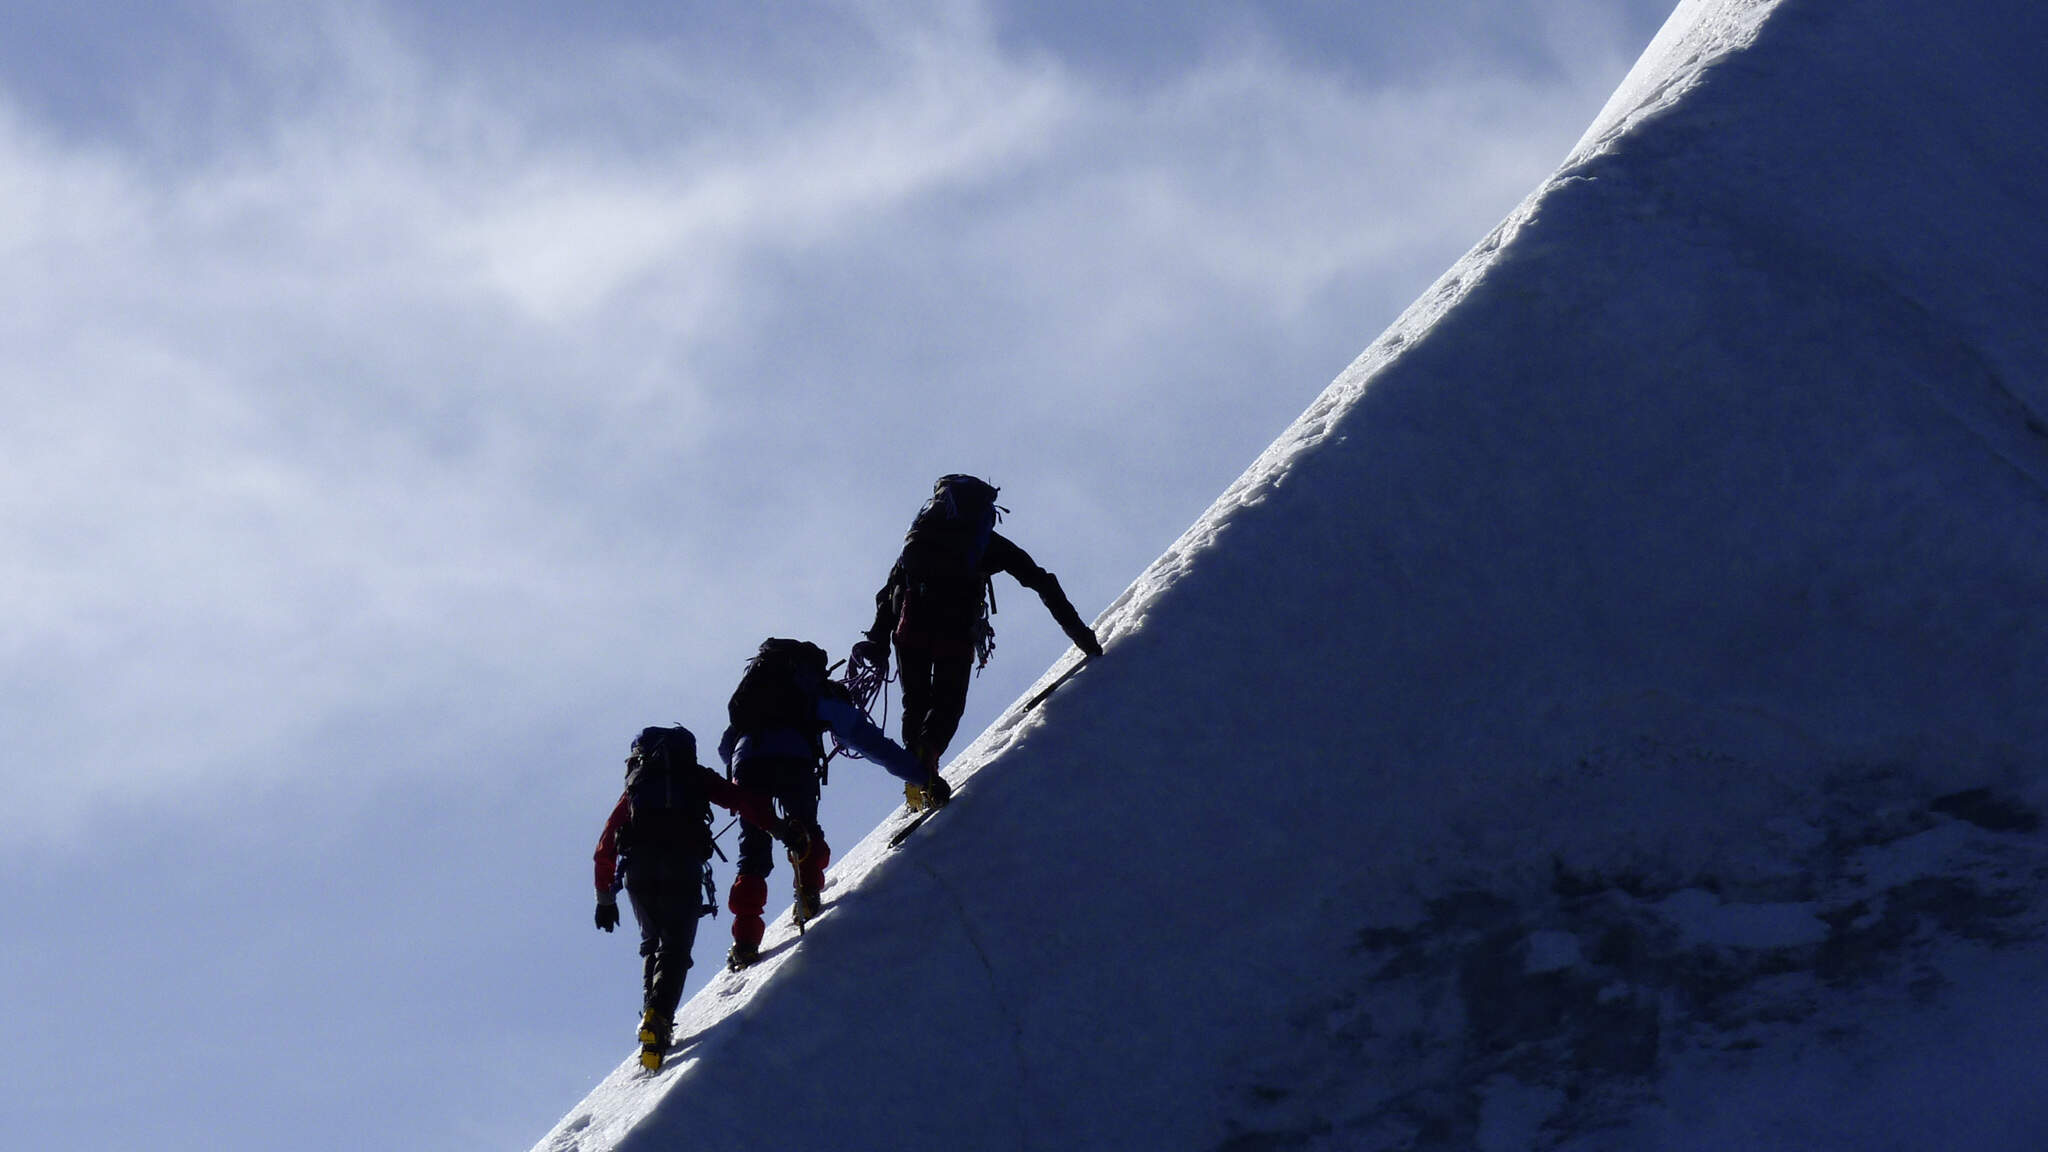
[0,1,1650,849]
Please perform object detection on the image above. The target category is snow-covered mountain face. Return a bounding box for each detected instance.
[537,1,2048,1148]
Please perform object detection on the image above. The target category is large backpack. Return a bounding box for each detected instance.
[621,725,715,869]
[726,639,830,762]
[893,475,1004,664]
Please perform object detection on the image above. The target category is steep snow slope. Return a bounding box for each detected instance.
[536,0,2048,1147]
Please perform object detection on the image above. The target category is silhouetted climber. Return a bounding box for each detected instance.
[718,638,926,970]
[593,724,794,1070]
[851,475,1103,810]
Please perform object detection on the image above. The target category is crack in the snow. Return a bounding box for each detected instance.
[915,855,1035,1152]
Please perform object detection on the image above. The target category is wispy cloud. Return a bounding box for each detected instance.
[0,0,1648,849]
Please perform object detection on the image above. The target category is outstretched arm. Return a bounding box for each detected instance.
[985,533,1103,657]
[863,558,903,648]
[816,694,927,784]
[701,766,786,835]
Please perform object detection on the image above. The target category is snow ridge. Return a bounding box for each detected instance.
[536,0,2048,1147]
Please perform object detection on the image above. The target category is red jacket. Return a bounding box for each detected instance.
[594,767,782,895]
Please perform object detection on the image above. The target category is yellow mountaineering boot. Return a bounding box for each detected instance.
[638,1010,671,1071]
[905,744,944,811]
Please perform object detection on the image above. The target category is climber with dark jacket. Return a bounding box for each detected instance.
[851,475,1103,810]
[593,724,796,1070]
[719,637,926,970]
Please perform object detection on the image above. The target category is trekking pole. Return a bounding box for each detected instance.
[708,816,737,861]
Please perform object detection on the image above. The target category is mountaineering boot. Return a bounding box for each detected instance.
[905,773,953,812]
[638,1010,672,1071]
[905,744,943,811]
[793,874,822,931]
[785,831,829,932]
[727,872,767,969]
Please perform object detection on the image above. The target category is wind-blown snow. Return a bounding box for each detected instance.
[536,0,2048,1147]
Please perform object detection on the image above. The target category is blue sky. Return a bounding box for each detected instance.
[0,2,1671,1147]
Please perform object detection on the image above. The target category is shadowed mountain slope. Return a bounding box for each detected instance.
[537,1,2048,1147]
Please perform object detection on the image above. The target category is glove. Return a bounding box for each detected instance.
[595,894,619,933]
[851,638,890,677]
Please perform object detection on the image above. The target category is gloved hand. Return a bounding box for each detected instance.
[595,894,619,932]
[851,638,890,677]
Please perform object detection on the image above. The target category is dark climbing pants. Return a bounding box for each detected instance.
[625,858,704,1021]
[731,756,822,878]
[894,636,975,762]
[727,756,829,952]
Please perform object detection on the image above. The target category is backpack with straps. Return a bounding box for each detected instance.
[726,639,830,761]
[893,475,1004,665]
[621,726,719,915]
